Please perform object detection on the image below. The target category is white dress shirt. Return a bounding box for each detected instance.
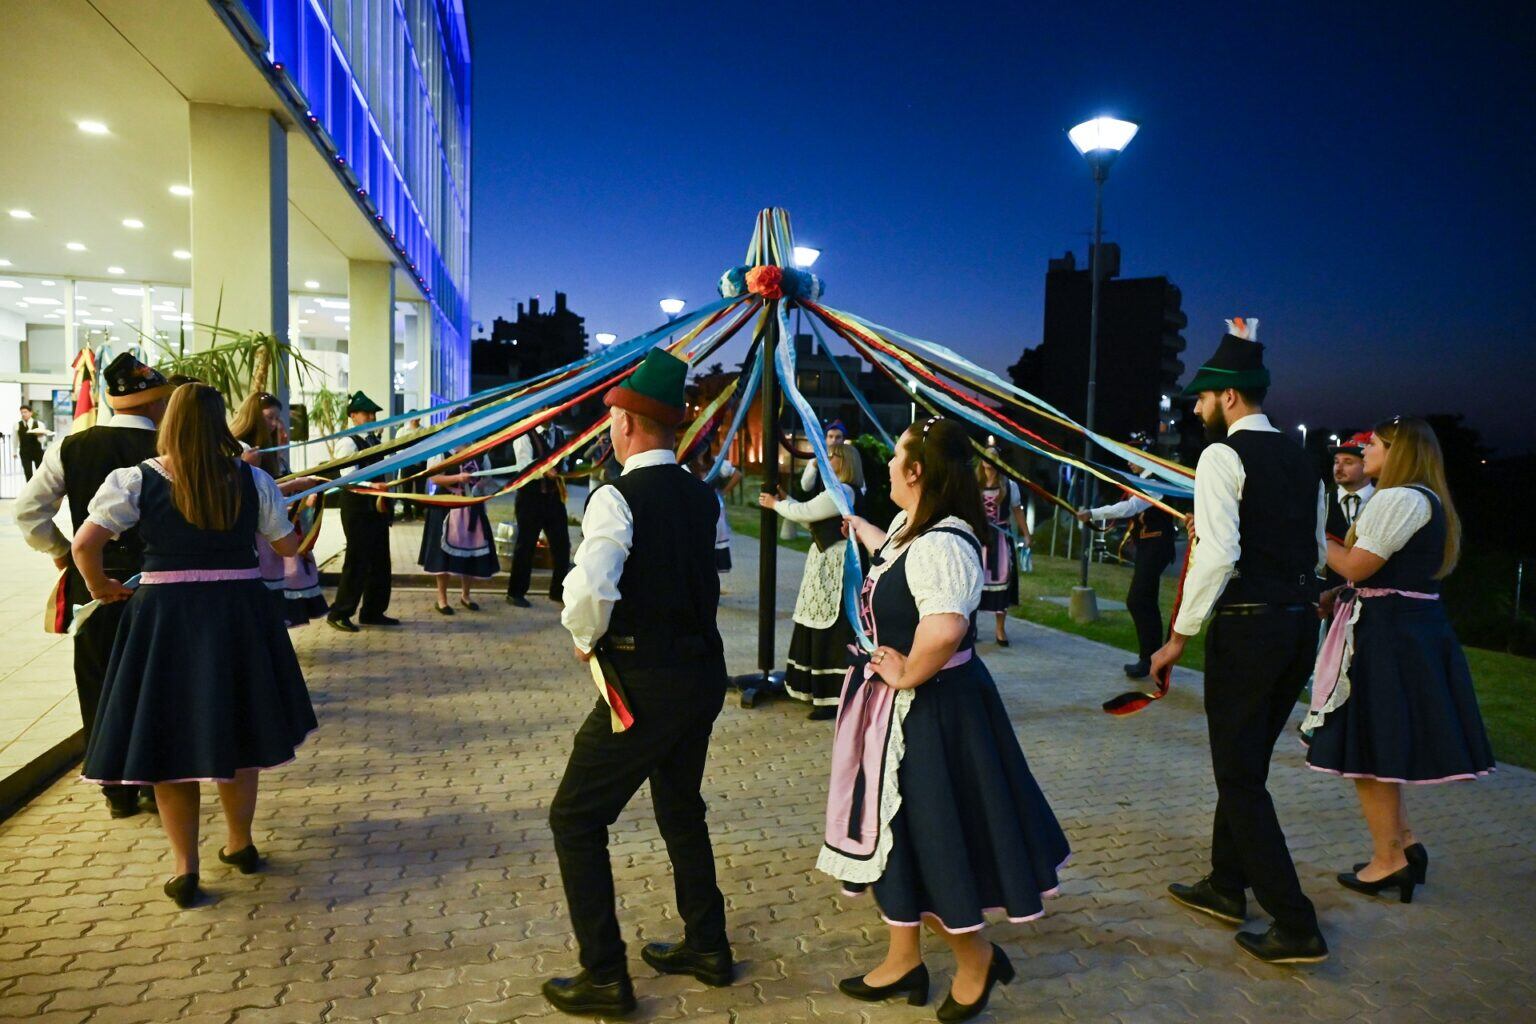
[1336,481,1376,527]
[1087,471,1154,522]
[14,413,156,559]
[560,446,677,653]
[1172,414,1327,637]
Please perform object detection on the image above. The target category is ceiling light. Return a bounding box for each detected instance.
[334,315,350,323]
[315,298,349,309]
[304,280,320,289]
[169,184,192,197]
[296,319,309,325]
[122,316,135,323]
[77,120,110,135]
[23,297,61,305]
[0,259,10,267]
[44,312,61,319]
[122,218,144,229]
[42,281,56,287]
[0,280,20,289]
[107,266,125,275]
[66,242,87,251]
[8,209,33,220]
[304,308,316,314]
[82,318,114,326]
[111,287,143,296]
[172,249,191,260]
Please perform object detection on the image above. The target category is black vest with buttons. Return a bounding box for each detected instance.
[602,461,725,687]
[338,433,391,519]
[58,424,161,601]
[1213,430,1321,606]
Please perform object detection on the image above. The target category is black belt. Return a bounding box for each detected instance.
[1214,602,1313,617]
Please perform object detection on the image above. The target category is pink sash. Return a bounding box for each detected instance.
[1304,586,1438,733]
[139,567,263,584]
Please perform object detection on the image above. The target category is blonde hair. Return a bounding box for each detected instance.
[975,447,1004,487]
[229,391,282,475]
[158,384,245,531]
[1347,417,1461,577]
[828,443,855,485]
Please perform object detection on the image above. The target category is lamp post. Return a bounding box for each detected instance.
[1298,423,1308,447]
[1066,114,1139,624]
[907,377,919,425]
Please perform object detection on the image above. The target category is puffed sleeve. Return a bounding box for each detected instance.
[249,466,296,542]
[85,466,146,537]
[906,525,984,618]
[1352,487,1432,560]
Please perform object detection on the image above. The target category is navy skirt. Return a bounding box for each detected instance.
[82,579,318,785]
[1306,596,1495,783]
[853,657,1070,931]
[418,504,500,578]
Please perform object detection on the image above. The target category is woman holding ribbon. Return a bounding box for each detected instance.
[975,450,1029,646]
[74,384,317,908]
[759,443,857,720]
[1304,416,1494,904]
[418,435,502,614]
[818,419,1068,1023]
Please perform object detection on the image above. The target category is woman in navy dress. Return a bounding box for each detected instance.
[819,419,1069,1023]
[1305,417,1493,903]
[75,384,317,908]
[417,445,501,613]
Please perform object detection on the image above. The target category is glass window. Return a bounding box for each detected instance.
[2,276,68,375]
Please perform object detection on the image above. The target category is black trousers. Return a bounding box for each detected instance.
[21,449,41,481]
[1126,542,1174,660]
[507,489,570,599]
[330,505,392,621]
[549,682,729,978]
[74,597,138,807]
[1204,609,1320,934]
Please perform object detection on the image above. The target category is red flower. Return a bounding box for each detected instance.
[746,265,784,299]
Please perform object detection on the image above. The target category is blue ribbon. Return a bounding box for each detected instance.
[805,316,895,447]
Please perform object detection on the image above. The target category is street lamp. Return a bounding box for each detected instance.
[1329,433,1340,445]
[1298,423,1308,446]
[594,332,616,346]
[907,377,919,424]
[792,245,821,268]
[1067,115,1138,622]
[659,297,686,320]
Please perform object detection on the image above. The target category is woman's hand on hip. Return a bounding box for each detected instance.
[869,646,909,687]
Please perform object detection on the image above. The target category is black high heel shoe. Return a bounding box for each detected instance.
[937,943,1014,1023]
[1337,864,1417,903]
[163,873,203,908]
[837,963,929,1006]
[1354,843,1428,885]
[218,843,263,874]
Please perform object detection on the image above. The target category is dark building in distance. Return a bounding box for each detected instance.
[1009,245,1192,458]
[470,292,588,391]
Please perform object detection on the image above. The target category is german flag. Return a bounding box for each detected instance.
[70,348,98,433]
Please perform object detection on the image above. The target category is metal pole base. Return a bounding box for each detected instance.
[1069,586,1101,624]
[728,670,786,709]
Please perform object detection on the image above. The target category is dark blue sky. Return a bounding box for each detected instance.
[466,1,1536,453]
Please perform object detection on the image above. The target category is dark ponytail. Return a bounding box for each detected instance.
[893,418,987,544]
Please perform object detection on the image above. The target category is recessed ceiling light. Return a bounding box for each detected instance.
[9,209,34,220]
[122,218,144,229]
[168,184,192,197]
[123,316,135,323]
[15,301,27,308]
[315,298,349,309]
[107,266,125,275]
[0,280,22,289]
[304,280,320,289]
[334,315,350,323]
[77,120,110,135]
[23,297,61,305]
[111,287,143,296]
[296,319,309,325]
[304,308,316,314]
[0,259,10,267]
[66,242,87,251]
[45,312,61,318]
[41,280,57,287]
[172,249,191,260]
[82,318,114,326]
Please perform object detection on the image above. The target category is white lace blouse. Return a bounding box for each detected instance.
[775,482,856,629]
[1351,486,1434,561]
[871,512,984,618]
[86,459,294,543]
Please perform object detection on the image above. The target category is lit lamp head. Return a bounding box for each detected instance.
[659,297,686,319]
[1068,116,1139,178]
[792,245,821,269]
[594,332,617,346]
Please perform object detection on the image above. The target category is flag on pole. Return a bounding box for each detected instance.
[70,348,98,432]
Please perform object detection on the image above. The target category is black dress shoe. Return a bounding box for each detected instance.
[807,706,838,721]
[540,970,636,1017]
[1355,843,1428,885]
[106,795,141,819]
[996,636,1011,647]
[837,963,929,1006]
[641,941,735,987]
[218,843,263,874]
[460,599,480,611]
[507,595,531,608]
[327,616,360,633]
[1338,864,1416,903]
[937,943,1014,1022]
[1123,659,1151,679]
[436,603,455,615]
[1168,876,1246,925]
[1235,925,1329,964]
[360,614,401,626]
[163,873,203,908]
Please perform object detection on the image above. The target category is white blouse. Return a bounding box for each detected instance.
[774,483,856,629]
[873,512,984,619]
[87,459,294,542]
[1351,486,1434,560]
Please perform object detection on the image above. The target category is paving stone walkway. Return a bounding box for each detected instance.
[0,540,1532,1023]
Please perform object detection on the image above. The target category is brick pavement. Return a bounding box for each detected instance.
[0,538,1533,1023]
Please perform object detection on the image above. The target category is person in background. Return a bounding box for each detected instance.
[801,419,865,496]
[326,391,399,632]
[688,446,742,576]
[75,383,316,908]
[976,450,1030,647]
[505,424,572,608]
[759,444,858,720]
[1323,431,1377,588]
[418,430,501,614]
[15,354,173,819]
[1304,417,1494,903]
[16,404,46,481]
[396,416,428,522]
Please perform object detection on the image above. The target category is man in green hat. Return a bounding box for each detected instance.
[543,347,733,1016]
[1150,318,1330,966]
[327,391,400,632]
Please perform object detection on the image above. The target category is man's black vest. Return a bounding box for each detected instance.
[338,433,391,519]
[58,424,159,599]
[1215,430,1321,606]
[602,461,725,686]
[1133,504,1176,557]
[17,419,44,458]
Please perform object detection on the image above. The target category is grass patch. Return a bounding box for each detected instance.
[1464,647,1535,770]
[725,501,813,553]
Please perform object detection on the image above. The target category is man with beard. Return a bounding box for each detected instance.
[1149,318,1330,965]
[1323,431,1376,587]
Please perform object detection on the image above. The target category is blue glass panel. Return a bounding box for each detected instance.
[240,0,269,41]
[270,0,302,94]
[327,44,349,152]
[301,1,327,122]
[351,88,369,187]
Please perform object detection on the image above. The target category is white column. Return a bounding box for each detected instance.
[418,303,434,407]
[348,261,396,416]
[188,105,288,387]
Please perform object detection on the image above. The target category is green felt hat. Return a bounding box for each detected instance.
[1180,333,1272,396]
[604,348,688,426]
[347,390,383,414]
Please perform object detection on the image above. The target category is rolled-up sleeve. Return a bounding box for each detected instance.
[560,484,634,653]
[14,444,71,557]
[1172,444,1244,636]
[85,467,145,538]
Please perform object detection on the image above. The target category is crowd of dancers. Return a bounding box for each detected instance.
[11,319,1496,1020]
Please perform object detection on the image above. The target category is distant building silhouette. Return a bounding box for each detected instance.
[471,292,588,391]
[1009,246,1192,458]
